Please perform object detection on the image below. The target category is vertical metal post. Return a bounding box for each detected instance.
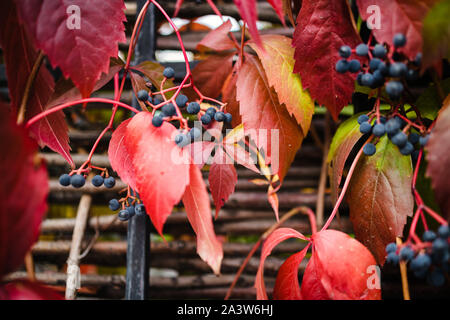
[125,0,157,300]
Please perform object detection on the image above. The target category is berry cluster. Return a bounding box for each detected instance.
[336,33,421,101]
[59,173,116,189]
[136,67,232,148]
[385,225,449,287]
[357,114,430,157]
[108,196,146,222]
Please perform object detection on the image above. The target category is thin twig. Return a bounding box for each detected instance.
[24,251,36,282]
[65,194,92,300]
[316,112,330,228]
[396,237,410,300]
[17,51,45,125]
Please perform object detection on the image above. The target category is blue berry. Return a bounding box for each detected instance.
[363,143,376,156]
[391,131,408,147]
[357,114,369,124]
[410,254,431,272]
[118,209,131,221]
[59,174,71,186]
[137,90,149,102]
[189,127,201,140]
[432,238,448,254]
[372,70,385,87]
[369,58,382,71]
[335,59,349,73]
[355,43,369,56]
[175,133,190,148]
[201,114,212,125]
[428,269,446,287]
[414,52,422,66]
[206,107,216,118]
[423,230,437,242]
[126,205,136,217]
[372,123,386,137]
[378,62,389,76]
[225,113,232,123]
[109,199,120,211]
[152,115,164,127]
[153,97,163,105]
[385,118,401,136]
[104,176,116,188]
[135,204,146,216]
[163,67,175,78]
[91,175,104,187]
[389,62,407,77]
[393,33,406,47]
[359,121,372,134]
[161,103,176,117]
[214,111,226,122]
[175,94,188,108]
[339,45,352,58]
[186,102,200,114]
[399,246,415,262]
[400,142,414,155]
[386,242,397,253]
[438,225,450,239]
[372,44,387,58]
[386,252,399,265]
[71,174,85,188]
[356,72,364,85]
[409,132,420,145]
[385,80,404,100]
[361,73,375,87]
[419,135,430,147]
[348,59,361,73]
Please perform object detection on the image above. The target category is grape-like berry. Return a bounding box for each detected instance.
[187,102,200,114]
[92,175,104,187]
[393,33,406,47]
[137,90,149,102]
[71,174,85,188]
[355,43,369,56]
[175,94,188,108]
[104,176,116,188]
[109,199,120,211]
[163,67,175,78]
[363,143,376,156]
[339,45,351,58]
[152,115,164,127]
[59,174,71,186]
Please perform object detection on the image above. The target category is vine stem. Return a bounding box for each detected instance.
[17,51,45,125]
[321,137,373,231]
[396,237,411,300]
[25,97,140,129]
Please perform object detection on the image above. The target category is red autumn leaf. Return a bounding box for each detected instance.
[346,136,414,264]
[267,184,280,221]
[16,0,126,98]
[426,94,450,221]
[249,34,315,135]
[301,230,381,300]
[0,280,63,300]
[124,112,190,235]
[182,164,223,275]
[222,70,242,127]
[300,255,330,299]
[223,143,260,174]
[47,58,124,108]
[191,53,235,99]
[267,0,285,25]
[233,0,262,48]
[0,108,48,278]
[196,20,236,52]
[209,147,238,219]
[0,1,72,166]
[108,118,138,192]
[272,244,310,300]
[255,228,309,300]
[356,0,438,60]
[186,141,217,169]
[236,55,303,181]
[292,0,361,120]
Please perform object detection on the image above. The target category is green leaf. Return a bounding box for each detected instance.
[346,136,414,264]
[415,78,450,120]
[422,0,450,70]
[327,114,363,205]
